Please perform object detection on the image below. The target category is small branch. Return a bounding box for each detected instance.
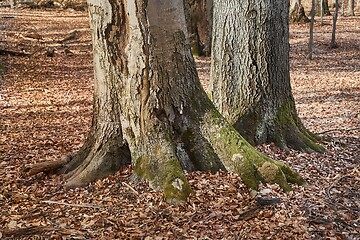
[317,127,360,135]
[0,49,31,57]
[42,200,103,209]
[122,182,139,195]
[23,156,71,176]
[326,175,350,198]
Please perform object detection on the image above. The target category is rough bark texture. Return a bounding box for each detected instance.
[64,0,305,203]
[290,0,310,23]
[210,0,324,153]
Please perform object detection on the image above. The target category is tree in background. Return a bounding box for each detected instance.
[331,0,340,48]
[61,0,304,203]
[210,0,324,152]
[308,0,316,59]
[290,0,310,23]
[186,0,213,56]
[316,0,331,15]
[347,0,355,15]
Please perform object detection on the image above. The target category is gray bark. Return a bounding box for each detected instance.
[210,0,323,152]
[64,0,304,203]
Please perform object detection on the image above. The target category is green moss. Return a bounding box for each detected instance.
[275,100,326,153]
[133,145,191,203]
[202,109,305,192]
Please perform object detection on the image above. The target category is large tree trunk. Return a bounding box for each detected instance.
[210,0,324,153]
[290,0,310,23]
[64,0,304,203]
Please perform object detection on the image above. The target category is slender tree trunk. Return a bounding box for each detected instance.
[308,0,316,60]
[342,0,345,16]
[348,0,355,15]
[331,0,339,48]
[210,0,324,152]
[290,0,310,23]
[316,0,331,15]
[63,0,304,203]
[321,0,324,24]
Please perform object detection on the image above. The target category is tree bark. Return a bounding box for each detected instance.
[210,0,324,153]
[290,0,310,23]
[63,0,305,203]
[309,0,316,59]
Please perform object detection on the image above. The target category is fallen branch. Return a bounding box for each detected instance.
[2,226,86,238]
[0,49,31,57]
[317,127,360,135]
[326,175,350,198]
[42,200,103,209]
[122,182,139,195]
[23,156,71,176]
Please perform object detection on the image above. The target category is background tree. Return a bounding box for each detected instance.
[186,0,213,56]
[316,0,331,16]
[331,0,340,48]
[309,0,316,59]
[61,0,304,203]
[290,0,310,23]
[347,0,355,15]
[210,0,324,152]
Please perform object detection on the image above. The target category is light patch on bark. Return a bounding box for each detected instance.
[172,178,184,191]
[258,162,279,182]
[87,0,112,28]
[231,153,244,163]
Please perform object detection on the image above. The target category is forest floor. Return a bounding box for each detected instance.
[0,7,359,240]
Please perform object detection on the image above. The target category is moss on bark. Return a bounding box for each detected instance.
[274,100,326,153]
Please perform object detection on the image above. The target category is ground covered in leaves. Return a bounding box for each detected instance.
[0,7,359,240]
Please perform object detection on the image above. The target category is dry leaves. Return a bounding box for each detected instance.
[0,8,359,240]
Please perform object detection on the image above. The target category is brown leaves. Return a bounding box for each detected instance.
[0,8,359,240]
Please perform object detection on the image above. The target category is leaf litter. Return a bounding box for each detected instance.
[0,8,359,240]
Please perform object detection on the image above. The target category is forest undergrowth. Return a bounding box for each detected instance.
[0,8,359,239]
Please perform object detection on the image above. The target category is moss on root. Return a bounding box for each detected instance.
[202,109,305,191]
[134,144,191,204]
[275,100,326,153]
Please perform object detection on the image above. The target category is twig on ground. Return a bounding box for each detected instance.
[317,127,360,135]
[122,182,139,195]
[42,200,103,209]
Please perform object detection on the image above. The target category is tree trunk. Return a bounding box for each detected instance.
[348,0,355,15]
[290,0,310,23]
[210,0,324,153]
[309,0,316,59]
[186,0,213,56]
[316,0,331,15]
[63,0,304,203]
[331,0,339,48]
